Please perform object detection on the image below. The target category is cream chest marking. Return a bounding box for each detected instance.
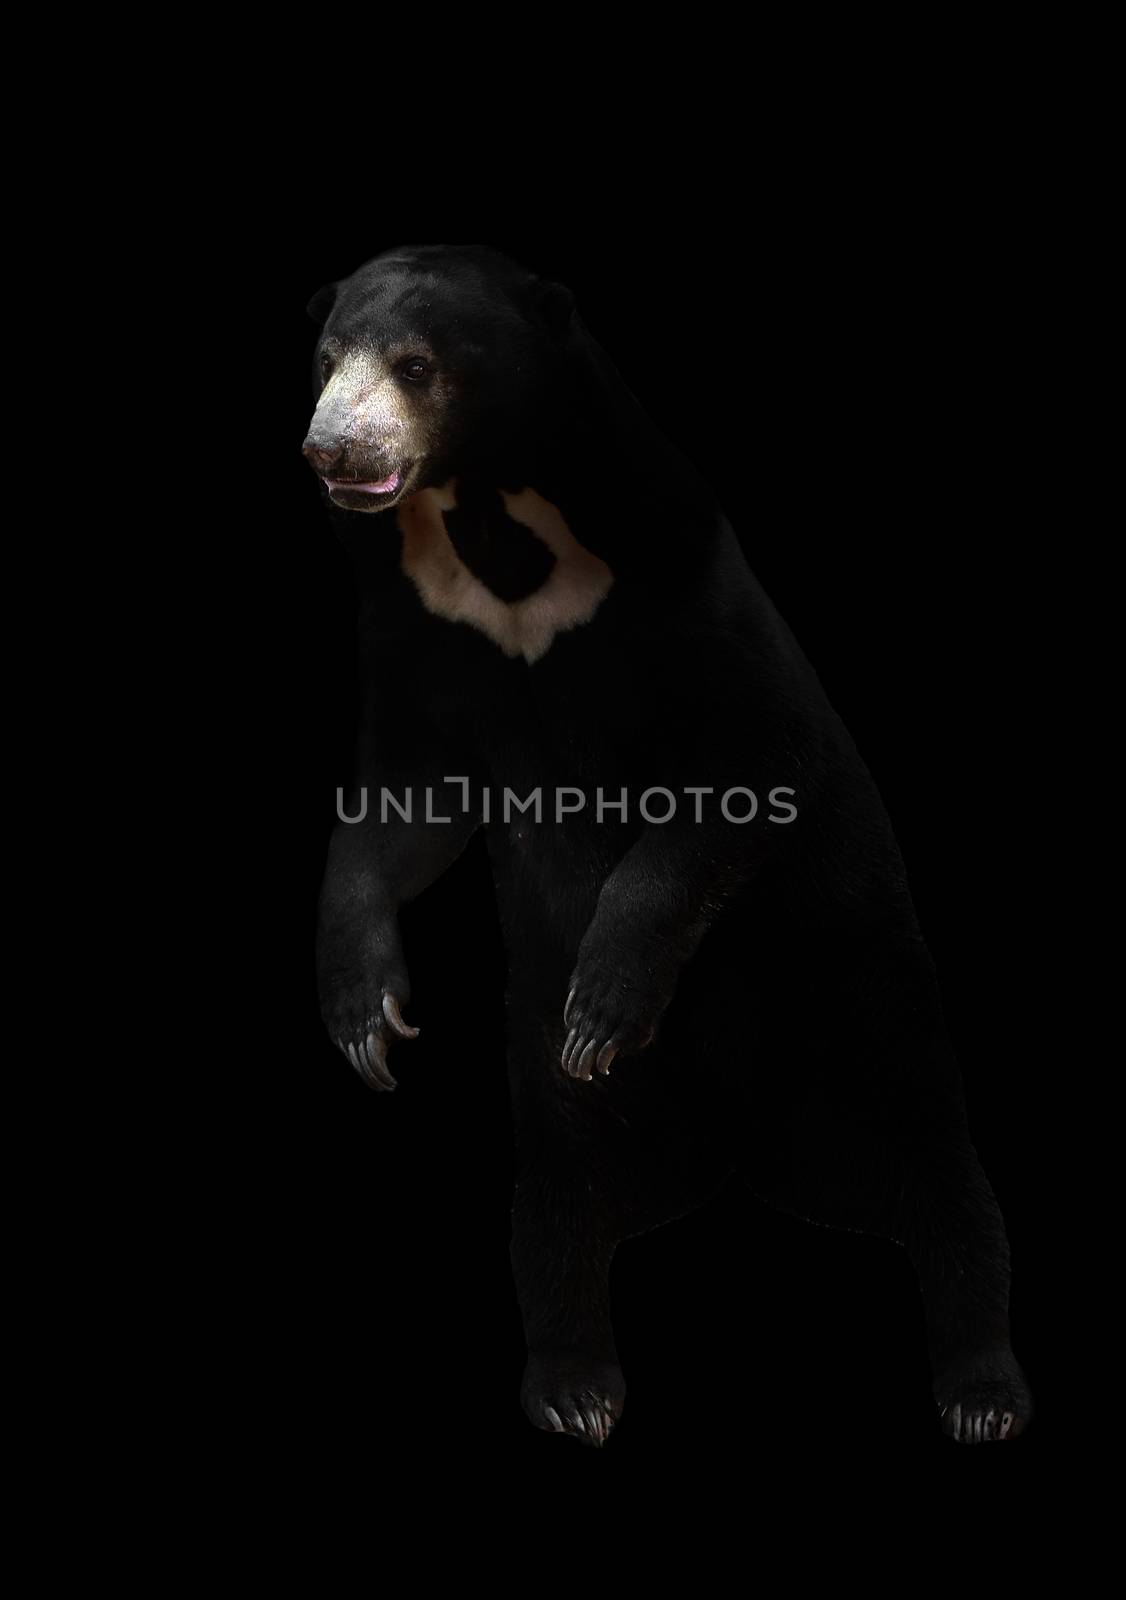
[397,484,614,664]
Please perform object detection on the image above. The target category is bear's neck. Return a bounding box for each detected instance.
[412,477,561,603]
[423,331,723,582]
[345,320,727,593]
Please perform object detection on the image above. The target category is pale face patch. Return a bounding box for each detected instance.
[397,485,614,664]
[312,351,411,454]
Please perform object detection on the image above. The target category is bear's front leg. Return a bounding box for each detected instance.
[317,772,479,1090]
[561,809,765,1080]
[561,923,676,1080]
[317,890,417,1092]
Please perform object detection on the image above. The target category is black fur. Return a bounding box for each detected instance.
[308,244,1032,1446]
[441,485,556,601]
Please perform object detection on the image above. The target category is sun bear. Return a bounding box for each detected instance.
[303,243,1032,1445]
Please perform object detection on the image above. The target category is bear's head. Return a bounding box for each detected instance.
[302,245,575,515]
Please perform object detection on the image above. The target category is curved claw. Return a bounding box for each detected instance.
[365,1030,398,1090]
[583,1401,611,1446]
[564,1032,591,1078]
[576,1039,598,1080]
[345,1037,396,1092]
[564,987,577,1027]
[561,1027,579,1072]
[382,991,419,1040]
[595,1039,619,1075]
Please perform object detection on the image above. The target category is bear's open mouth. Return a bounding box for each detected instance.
[324,469,408,511]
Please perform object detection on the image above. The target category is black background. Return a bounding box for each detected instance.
[229,195,1056,1484]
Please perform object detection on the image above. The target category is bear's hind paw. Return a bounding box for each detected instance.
[935,1348,1033,1443]
[522,1354,625,1447]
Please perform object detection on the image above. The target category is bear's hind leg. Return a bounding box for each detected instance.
[894,1128,1033,1442]
[755,1090,1034,1442]
[756,932,1035,1443]
[511,1152,625,1448]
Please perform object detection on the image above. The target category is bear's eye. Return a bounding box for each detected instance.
[400,357,430,382]
[319,353,334,384]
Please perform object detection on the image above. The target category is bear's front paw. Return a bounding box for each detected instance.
[560,945,670,1080]
[320,976,418,1092]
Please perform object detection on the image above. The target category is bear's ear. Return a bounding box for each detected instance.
[306,280,339,328]
[531,278,576,336]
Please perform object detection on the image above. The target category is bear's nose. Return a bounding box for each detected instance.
[302,439,344,473]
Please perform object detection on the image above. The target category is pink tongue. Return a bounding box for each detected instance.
[327,471,400,494]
